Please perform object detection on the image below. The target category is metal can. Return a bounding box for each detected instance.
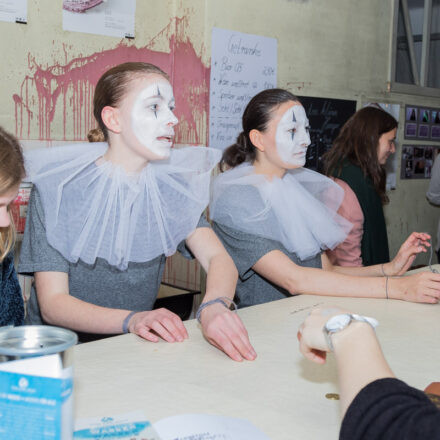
[0,325,77,365]
[0,326,78,439]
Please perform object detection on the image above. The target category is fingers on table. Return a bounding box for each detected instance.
[136,309,188,343]
[207,312,257,362]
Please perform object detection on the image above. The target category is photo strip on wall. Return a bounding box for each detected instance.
[405,105,440,141]
[401,145,440,179]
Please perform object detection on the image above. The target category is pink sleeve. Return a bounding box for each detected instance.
[327,178,364,267]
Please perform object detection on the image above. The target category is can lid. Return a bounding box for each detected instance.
[0,326,78,356]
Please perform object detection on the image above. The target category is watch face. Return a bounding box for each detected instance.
[326,314,351,332]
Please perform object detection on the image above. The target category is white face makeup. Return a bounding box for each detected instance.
[275,105,311,166]
[131,81,178,159]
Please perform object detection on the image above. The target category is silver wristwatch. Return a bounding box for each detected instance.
[323,313,379,351]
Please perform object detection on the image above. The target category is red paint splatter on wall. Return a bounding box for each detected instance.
[13,16,210,145]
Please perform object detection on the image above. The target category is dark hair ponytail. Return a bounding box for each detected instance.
[221,88,300,170]
[220,132,256,171]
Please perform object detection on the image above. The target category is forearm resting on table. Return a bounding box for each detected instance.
[35,272,130,334]
[323,253,389,277]
[254,251,393,299]
[332,322,395,416]
[330,262,387,277]
[203,253,238,302]
[186,229,256,362]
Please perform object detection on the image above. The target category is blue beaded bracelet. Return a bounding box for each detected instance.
[122,311,137,334]
[196,297,237,323]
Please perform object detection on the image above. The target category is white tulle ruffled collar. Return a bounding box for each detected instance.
[210,163,352,261]
[25,143,221,270]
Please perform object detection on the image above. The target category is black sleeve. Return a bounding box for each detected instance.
[340,378,440,440]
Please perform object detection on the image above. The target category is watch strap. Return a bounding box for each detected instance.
[324,313,378,351]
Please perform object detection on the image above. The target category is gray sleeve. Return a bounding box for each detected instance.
[427,155,440,205]
[18,188,69,276]
[213,222,285,280]
[177,214,211,259]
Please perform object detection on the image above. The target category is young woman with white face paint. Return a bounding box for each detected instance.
[210,89,440,307]
[19,63,256,362]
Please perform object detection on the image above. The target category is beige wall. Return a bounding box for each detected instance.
[205,0,440,263]
[2,0,439,273]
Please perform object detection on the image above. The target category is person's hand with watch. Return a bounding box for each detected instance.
[297,306,395,415]
[298,306,440,439]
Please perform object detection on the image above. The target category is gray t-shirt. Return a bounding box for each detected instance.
[19,188,208,342]
[212,222,322,308]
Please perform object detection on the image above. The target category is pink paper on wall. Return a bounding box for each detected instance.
[63,0,104,13]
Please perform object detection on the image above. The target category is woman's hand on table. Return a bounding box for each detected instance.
[394,272,440,303]
[386,232,431,276]
[200,302,257,362]
[127,308,188,342]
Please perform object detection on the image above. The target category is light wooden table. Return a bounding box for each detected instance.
[73,270,440,439]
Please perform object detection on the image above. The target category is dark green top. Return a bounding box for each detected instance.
[332,161,389,266]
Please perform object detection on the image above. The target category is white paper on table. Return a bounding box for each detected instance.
[62,0,136,38]
[154,413,271,440]
[209,27,277,151]
[0,0,27,23]
[74,411,161,439]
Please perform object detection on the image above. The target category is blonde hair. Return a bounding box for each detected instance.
[0,127,25,260]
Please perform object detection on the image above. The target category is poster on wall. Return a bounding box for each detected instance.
[209,27,277,151]
[400,145,439,179]
[404,105,440,141]
[363,102,400,190]
[0,0,27,23]
[298,96,356,173]
[62,0,136,39]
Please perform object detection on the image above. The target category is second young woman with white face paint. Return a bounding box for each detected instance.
[19,62,256,362]
[210,89,440,307]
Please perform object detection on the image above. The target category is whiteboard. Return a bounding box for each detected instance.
[209,27,277,151]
